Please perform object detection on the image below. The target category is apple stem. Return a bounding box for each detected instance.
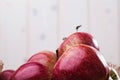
[56,49,59,60]
[76,25,82,32]
[63,37,67,40]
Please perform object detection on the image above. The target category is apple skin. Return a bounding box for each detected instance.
[52,44,109,80]
[0,70,15,80]
[27,51,57,76]
[11,62,50,80]
[57,32,99,58]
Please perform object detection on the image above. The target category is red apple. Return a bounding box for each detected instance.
[52,44,109,80]
[11,62,50,80]
[0,69,15,80]
[27,51,57,76]
[57,32,99,59]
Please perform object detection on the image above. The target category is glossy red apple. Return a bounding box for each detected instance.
[52,44,109,80]
[11,62,50,80]
[0,69,15,80]
[57,32,99,59]
[27,50,57,76]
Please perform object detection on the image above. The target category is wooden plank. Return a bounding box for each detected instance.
[0,0,27,69]
[88,0,120,65]
[27,0,58,57]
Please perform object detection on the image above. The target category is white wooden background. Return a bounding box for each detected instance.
[0,0,120,70]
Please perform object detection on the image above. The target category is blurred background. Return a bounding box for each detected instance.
[0,0,120,70]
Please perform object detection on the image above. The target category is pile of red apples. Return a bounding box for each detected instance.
[0,26,119,80]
